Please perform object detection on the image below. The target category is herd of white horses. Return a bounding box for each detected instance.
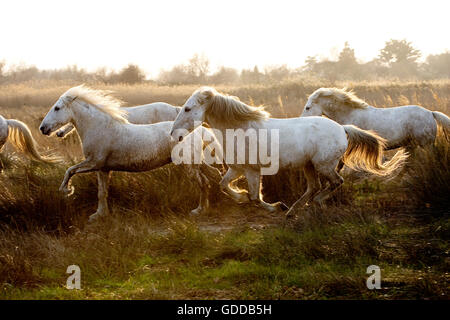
[0,85,449,221]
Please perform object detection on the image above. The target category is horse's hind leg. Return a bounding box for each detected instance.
[313,164,344,207]
[0,141,5,172]
[336,159,345,173]
[0,131,7,172]
[220,167,249,203]
[190,165,211,215]
[286,162,320,217]
[245,169,288,213]
[89,170,111,222]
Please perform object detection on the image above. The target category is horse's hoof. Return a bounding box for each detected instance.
[88,212,105,223]
[284,206,297,219]
[277,202,289,211]
[190,208,203,216]
[235,194,250,204]
[88,216,98,223]
[64,187,74,197]
[59,185,74,197]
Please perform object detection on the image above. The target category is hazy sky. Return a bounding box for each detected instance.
[1,0,449,77]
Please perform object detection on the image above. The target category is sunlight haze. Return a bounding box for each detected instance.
[1,0,449,77]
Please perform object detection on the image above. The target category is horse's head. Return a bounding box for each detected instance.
[301,88,330,117]
[40,92,76,135]
[302,88,368,118]
[170,87,214,142]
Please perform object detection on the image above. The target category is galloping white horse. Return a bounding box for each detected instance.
[39,85,216,221]
[56,102,181,138]
[52,96,215,215]
[301,88,450,151]
[170,87,407,216]
[0,114,56,170]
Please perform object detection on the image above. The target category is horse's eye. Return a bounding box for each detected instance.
[185,108,191,112]
[305,107,311,111]
[55,106,60,111]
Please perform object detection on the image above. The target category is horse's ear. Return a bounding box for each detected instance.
[202,89,214,100]
[64,95,78,103]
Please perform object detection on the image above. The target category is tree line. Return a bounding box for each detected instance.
[0,39,449,85]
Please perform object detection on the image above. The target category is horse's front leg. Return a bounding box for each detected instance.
[219,167,249,203]
[56,123,75,138]
[59,158,98,196]
[245,169,288,213]
[285,162,320,217]
[188,165,210,215]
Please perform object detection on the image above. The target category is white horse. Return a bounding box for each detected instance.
[301,88,450,151]
[170,87,407,216]
[39,85,217,221]
[0,115,56,170]
[56,102,181,138]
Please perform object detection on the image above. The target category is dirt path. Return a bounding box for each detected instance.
[193,201,287,233]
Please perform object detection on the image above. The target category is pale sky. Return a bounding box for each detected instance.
[1,0,449,78]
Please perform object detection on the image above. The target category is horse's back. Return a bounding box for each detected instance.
[367,105,436,147]
[266,117,347,168]
[268,116,345,139]
[127,120,173,135]
[124,103,178,124]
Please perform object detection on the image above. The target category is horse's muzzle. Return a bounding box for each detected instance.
[40,126,51,135]
[170,129,183,142]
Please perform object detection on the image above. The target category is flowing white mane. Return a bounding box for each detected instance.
[64,85,128,123]
[310,88,369,109]
[198,87,270,125]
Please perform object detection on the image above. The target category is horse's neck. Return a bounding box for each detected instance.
[71,103,118,141]
[206,117,258,152]
[327,106,369,125]
[207,117,254,133]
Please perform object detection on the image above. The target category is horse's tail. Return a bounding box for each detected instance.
[432,111,450,142]
[342,125,408,176]
[7,119,60,163]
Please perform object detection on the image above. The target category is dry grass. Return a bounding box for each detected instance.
[0,79,448,299]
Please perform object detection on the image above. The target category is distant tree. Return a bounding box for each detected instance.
[360,60,389,80]
[339,42,357,64]
[187,53,210,82]
[210,66,239,84]
[93,67,110,83]
[115,64,145,84]
[264,65,290,82]
[424,52,450,78]
[378,39,421,78]
[8,65,40,82]
[158,53,211,84]
[379,39,421,65]
[315,60,339,82]
[303,56,318,74]
[337,42,361,79]
[158,65,190,85]
[241,65,263,84]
